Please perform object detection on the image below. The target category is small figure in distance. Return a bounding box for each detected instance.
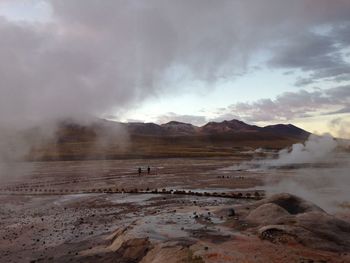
[138,167,142,176]
[147,166,151,175]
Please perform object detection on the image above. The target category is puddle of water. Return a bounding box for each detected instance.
[129,211,200,241]
[164,187,262,193]
[107,193,159,204]
[127,206,234,242]
[54,193,99,205]
[187,188,234,193]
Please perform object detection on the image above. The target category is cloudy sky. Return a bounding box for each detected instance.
[0,0,349,137]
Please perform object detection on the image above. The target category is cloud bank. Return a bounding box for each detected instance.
[262,135,350,212]
[227,135,350,212]
[0,0,350,128]
[217,85,350,122]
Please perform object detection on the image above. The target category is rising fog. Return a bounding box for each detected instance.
[0,1,350,179]
[1,0,350,127]
[254,135,349,212]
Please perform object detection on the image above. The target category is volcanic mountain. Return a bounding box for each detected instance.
[199,119,260,134]
[27,119,311,160]
[123,119,310,140]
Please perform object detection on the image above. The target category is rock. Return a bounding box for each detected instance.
[258,225,298,244]
[114,237,151,262]
[244,193,350,252]
[227,208,235,217]
[140,241,193,263]
[263,193,324,215]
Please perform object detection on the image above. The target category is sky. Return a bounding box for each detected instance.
[0,0,349,137]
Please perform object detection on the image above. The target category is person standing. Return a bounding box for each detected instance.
[138,167,142,176]
[147,166,151,175]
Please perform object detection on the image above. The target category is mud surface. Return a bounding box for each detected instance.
[0,158,262,194]
[0,157,349,262]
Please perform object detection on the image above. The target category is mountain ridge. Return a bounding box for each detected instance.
[52,118,311,145]
[97,118,311,140]
[27,118,312,161]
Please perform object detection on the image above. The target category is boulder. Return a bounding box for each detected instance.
[244,193,350,252]
[227,208,235,217]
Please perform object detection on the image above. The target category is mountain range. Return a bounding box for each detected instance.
[118,119,310,140]
[53,118,311,145]
[27,119,311,161]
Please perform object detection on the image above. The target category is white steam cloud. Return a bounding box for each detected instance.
[262,134,338,167]
[233,135,350,212]
[1,0,350,126]
[0,1,350,179]
[265,163,350,213]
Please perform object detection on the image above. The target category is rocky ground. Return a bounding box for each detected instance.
[0,157,349,262]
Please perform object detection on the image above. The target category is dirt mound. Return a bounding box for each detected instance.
[246,203,291,225]
[245,193,350,252]
[265,193,324,214]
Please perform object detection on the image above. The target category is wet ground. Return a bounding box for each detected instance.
[0,157,349,262]
[0,192,250,262]
[0,158,263,194]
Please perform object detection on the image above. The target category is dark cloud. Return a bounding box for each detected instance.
[325,107,350,115]
[0,0,350,129]
[218,86,350,122]
[326,85,350,99]
[269,31,350,85]
[332,22,350,47]
[270,33,336,70]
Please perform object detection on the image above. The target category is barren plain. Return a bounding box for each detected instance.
[1,152,349,263]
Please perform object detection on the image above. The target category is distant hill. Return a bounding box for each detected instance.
[161,121,198,135]
[262,123,310,140]
[123,119,310,140]
[27,118,311,160]
[53,118,311,144]
[199,119,260,134]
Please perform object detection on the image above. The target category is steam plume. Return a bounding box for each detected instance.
[250,135,350,212]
